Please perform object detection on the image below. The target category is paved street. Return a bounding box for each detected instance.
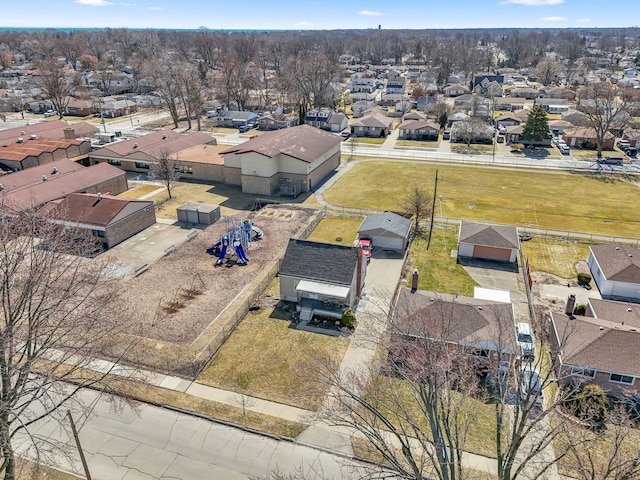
[15,388,371,480]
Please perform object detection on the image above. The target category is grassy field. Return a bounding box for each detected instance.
[198,307,350,410]
[355,137,386,145]
[323,161,640,237]
[396,139,440,149]
[521,237,592,279]
[407,227,478,296]
[306,216,363,246]
[118,184,163,199]
[450,144,494,155]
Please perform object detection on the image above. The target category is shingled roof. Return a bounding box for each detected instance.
[590,244,640,283]
[46,193,152,227]
[279,238,358,286]
[358,211,412,238]
[459,221,519,249]
[0,121,98,143]
[551,312,640,378]
[221,125,340,163]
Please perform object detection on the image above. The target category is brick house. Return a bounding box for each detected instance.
[350,111,393,138]
[562,126,615,150]
[397,119,440,141]
[257,113,299,131]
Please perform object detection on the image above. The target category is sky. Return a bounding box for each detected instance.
[2,0,638,30]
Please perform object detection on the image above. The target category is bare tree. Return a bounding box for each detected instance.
[151,148,180,199]
[0,208,134,480]
[35,58,71,119]
[535,60,564,87]
[400,185,432,236]
[576,83,637,159]
[452,118,491,147]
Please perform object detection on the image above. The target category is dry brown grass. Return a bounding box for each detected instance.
[118,184,163,199]
[198,306,350,410]
[521,237,591,279]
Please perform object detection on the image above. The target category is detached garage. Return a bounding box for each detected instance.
[357,212,412,252]
[458,221,519,263]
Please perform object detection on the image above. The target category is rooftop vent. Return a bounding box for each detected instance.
[97,192,102,200]
[616,246,620,250]
[42,175,47,182]
[628,307,632,312]
[599,326,604,330]
[20,131,25,135]
[0,184,3,191]
[162,134,167,139]
[30,134,37,140]
[133,143,139,148]
[51,167,58,174]
[17,137,23,143]
[478,306,483,310]
[629,254,633,257]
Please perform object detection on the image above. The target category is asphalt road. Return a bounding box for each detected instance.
[16,387,372,480]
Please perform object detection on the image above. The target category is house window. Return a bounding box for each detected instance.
[610,373,634,385]
[108,159,121,166]
[135,162,149,169]
[571,367,595,378]
[174,165,193,174]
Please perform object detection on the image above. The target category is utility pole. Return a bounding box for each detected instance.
[67,410,92,480]
[426,168,438,250]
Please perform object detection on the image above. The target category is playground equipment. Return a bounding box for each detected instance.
[206,218,263,267]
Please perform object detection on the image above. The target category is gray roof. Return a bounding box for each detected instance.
[590,243,640,283]
[279,239,358,285]
[459,221,519,249]
[358,212,412,238]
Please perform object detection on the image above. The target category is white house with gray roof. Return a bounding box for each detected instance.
[588,243,640,300]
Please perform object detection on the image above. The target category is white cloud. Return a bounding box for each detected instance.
[74,0,113,6]
[500,0,563,5]
[149,6,162,10]
[541,16,567,21]
[296,21,313,27]
[358,10,383,16]
[577,18,592,23]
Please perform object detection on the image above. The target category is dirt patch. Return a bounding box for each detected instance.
[119,204,315,345]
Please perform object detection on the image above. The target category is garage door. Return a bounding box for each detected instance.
[473,245,511,261]
[372,235,404,251]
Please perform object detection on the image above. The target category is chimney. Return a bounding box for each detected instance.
[565,294,576,316]
[63,127,75,139]
[411,269,419,293]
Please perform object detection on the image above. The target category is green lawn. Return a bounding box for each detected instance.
[355,137,386,145]
[306,216,363,246]
[198,307,350,410]
[521,237,592,279]
[406,228,478,297]
[324,161,640,238]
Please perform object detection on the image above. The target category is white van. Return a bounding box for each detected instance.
[516,322,535,360]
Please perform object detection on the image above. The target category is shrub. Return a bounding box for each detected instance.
[573,304,586,315]
[341,309,356,328]
[574,384,608,428]
[577,272,592,284]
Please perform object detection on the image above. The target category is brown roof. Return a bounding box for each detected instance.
[0,137,85,162]
[178,144,226,165]
[551,312,640,377]
[590,244,640,283]
[563,126,615,140]
[588,298,640,329]
[459,221,519,249]
[398,120,439,131]
[220,124,341,163]
[0,160,125,211]
[47,193,152,227]
[394,289,517,353]
[91,130,216,161]
[351,112,393,129]
[0,121,98,143]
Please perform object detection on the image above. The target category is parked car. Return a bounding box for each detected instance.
[497,134,505,143]
[598,156,624,165]
[341,131,351,141]
[43,110,57,117]
[617,139,630,150]
[443,129,451,140]
[239,125,249,133]
[559,145,570,155]
[358,239,372,261]
[520,365,544,407]
[626,147,637,158]
[206,110,218,118]
[516,322,535,360]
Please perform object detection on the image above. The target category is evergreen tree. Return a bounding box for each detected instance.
[521,106,550,144]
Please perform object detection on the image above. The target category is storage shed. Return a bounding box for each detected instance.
[177,202,220,225]
[357,212,412,251]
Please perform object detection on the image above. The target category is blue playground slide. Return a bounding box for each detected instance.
[215,243,227,265]
[235,243,249,264]
[206,241,221,255]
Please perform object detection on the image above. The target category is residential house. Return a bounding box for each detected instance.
[101,99,138,118]
[392,289,518,373]
[379,93,409,107]
[350,92,376,103]
[458,220,519,263]
[305,109,348,133]
[450,120,494,144]
[351,100,376,118]
[505,125,524,144]
[65,98,97,116]
[534,98,570,114]
[402,112,426,121]
[443,84,471,97]
[357,211,412,251]
[549,309,640,396]
[622,130,640,148]
[588,243,640,300]
[494,114,522,127]
[562,126,615,150]
[350,111,393,138]
[351,78,375,94]
[216,111,259,128]
[493,97,528,111]
[43,193,155,249]
[546,88,577,101]
[0,159,127,212]
[386,76,406,94]
[398,119,440,141]
[510,87,539,99]
[446,112,469,128]
[279,238,366,322]
[257,113,299,131]
[220,124,341,196]
[549,120,574,135]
